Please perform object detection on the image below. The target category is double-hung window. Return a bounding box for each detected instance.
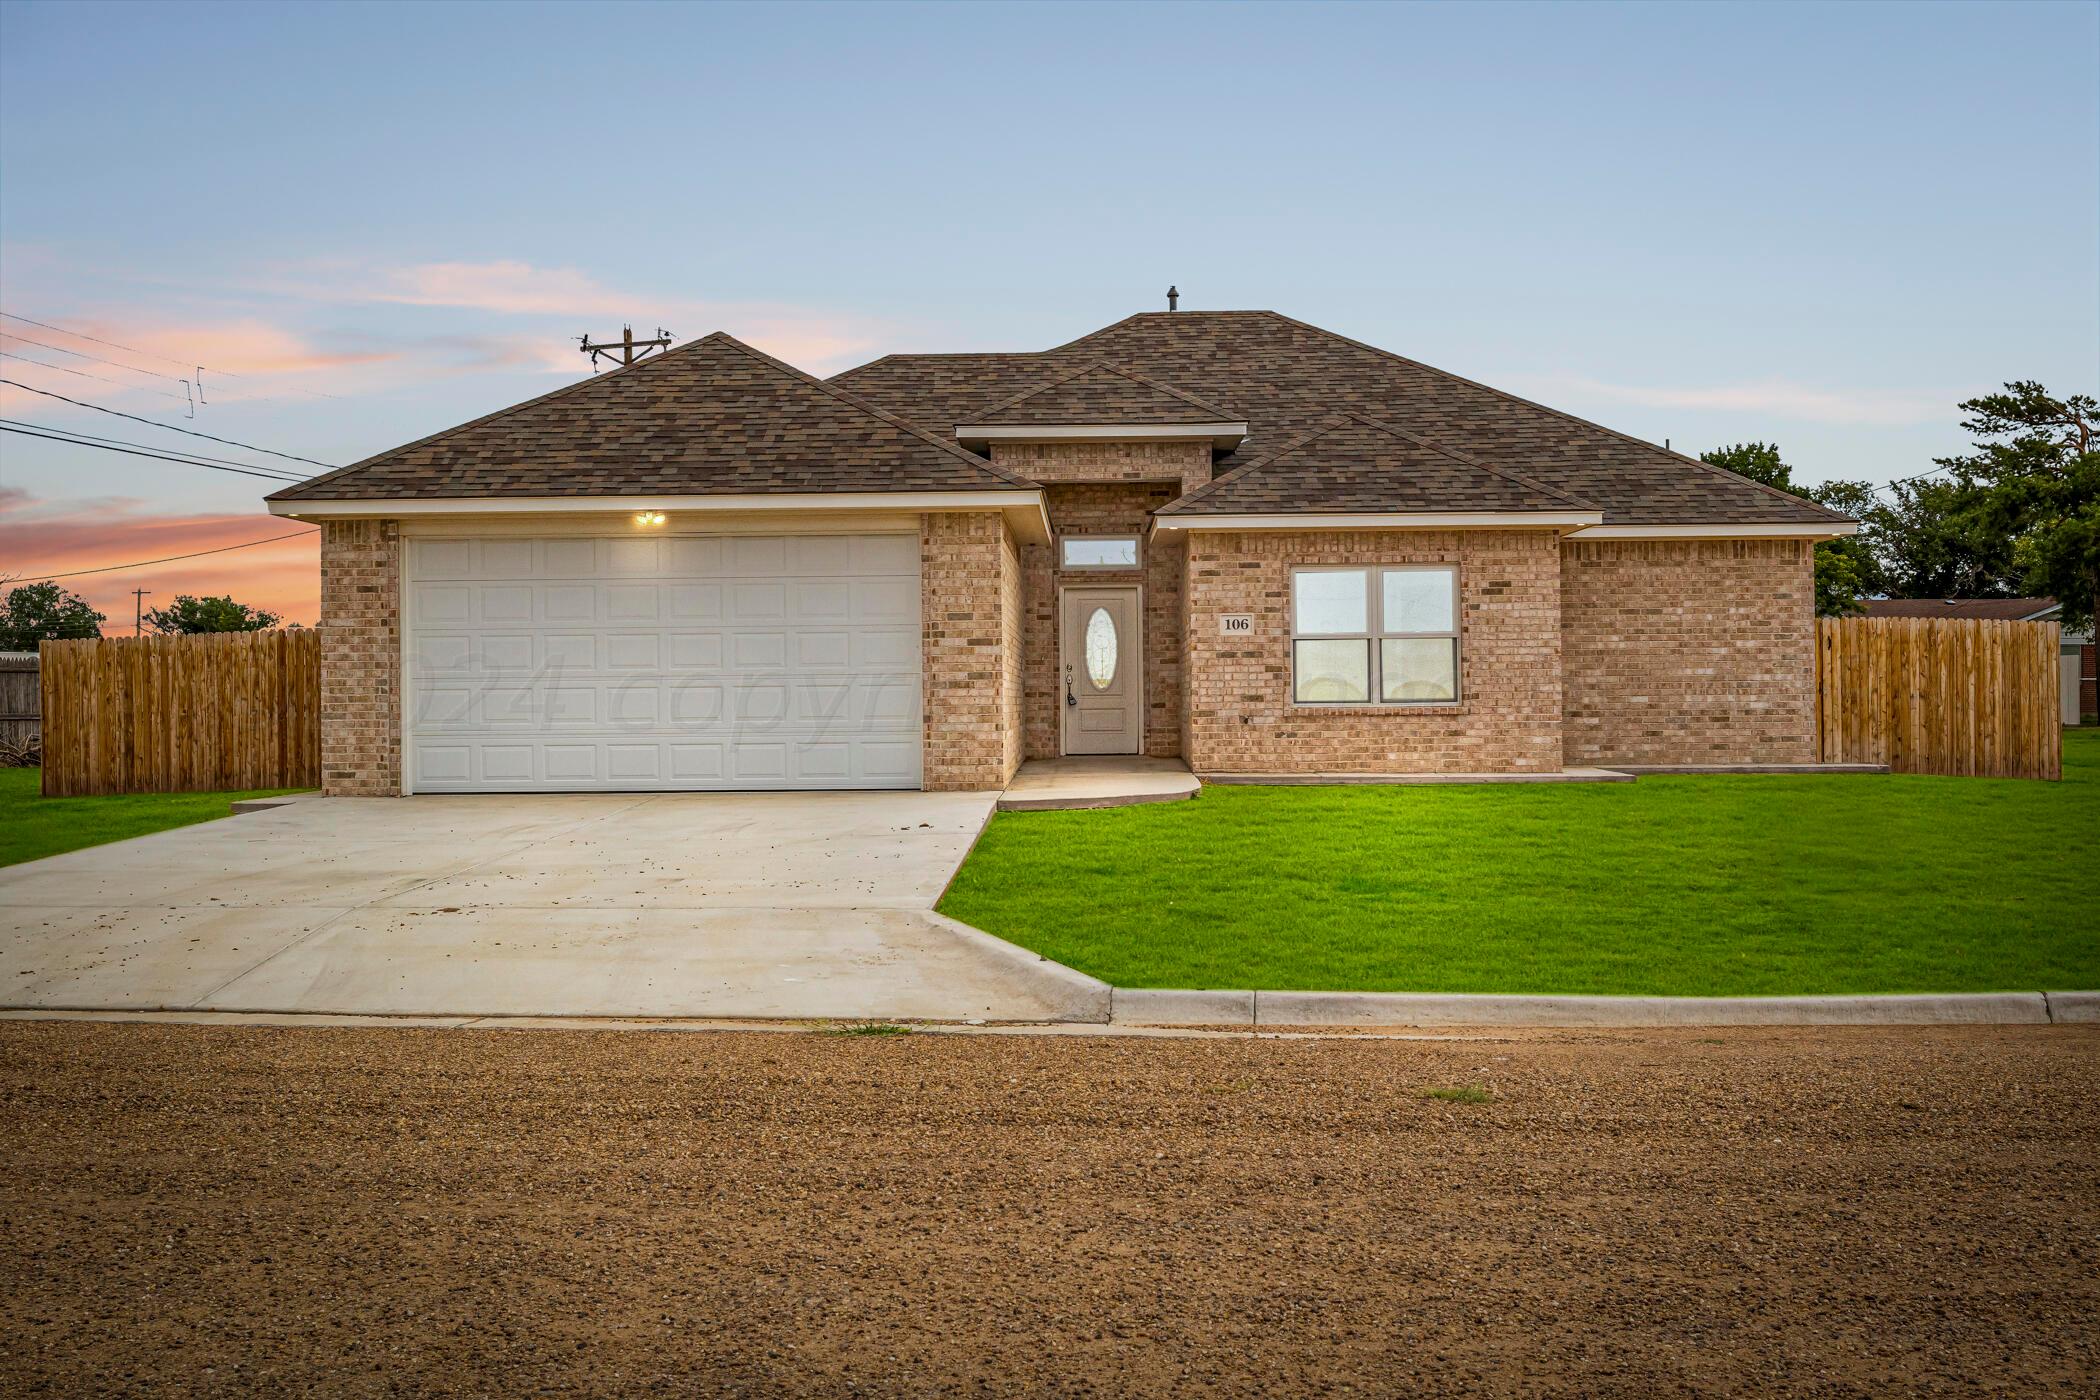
[1291,566,1459,705]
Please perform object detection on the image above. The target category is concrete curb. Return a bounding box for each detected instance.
[2046,992,2100,1023]
[1112,988,1256,1025]
[1111,988,2074,1028]
[922,913,1112,1023]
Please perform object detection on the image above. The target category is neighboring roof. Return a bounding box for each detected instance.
[268,332,1031,502]
[1861,597,2059,621]
[1159,414,1597,516]
[833,311,1852,527]
[956,361,1239,427]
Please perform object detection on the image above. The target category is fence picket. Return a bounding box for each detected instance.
[1815,616,2059,779]
[38,631,321,796]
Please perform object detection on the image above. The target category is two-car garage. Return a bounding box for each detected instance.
[403,531,922,792]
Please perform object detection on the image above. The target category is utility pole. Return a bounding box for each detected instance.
[132,588,151,637]
[579,325,673,371]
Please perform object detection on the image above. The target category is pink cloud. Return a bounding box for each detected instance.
[282,258,886,373]
[1,491,319,628]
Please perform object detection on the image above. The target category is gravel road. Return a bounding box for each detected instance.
[2,1020,2095,1397]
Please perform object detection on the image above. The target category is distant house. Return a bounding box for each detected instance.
[1861,598,2093,726]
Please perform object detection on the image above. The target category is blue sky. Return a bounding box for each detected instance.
[2,0,2095,623]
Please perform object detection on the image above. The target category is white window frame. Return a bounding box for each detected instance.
[1059,533,1142,571]
[1290,565,1460,707]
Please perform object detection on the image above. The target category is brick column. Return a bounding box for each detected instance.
[318,519,402,795]
[921,512,1022,790]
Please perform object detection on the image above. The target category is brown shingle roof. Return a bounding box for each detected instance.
[1161,414,1597,516]
[1861,597,2059,620]
[833,311,1851,527]
[268,332,1029,502]
[957,361,1239,427]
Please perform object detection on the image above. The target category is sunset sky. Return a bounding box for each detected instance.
[2,0,2095,630]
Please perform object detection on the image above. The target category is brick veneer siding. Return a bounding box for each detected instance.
[921,511,1023,790]
[991,439,1212,495]
[1560,538,1817,766]
[991,443,1207,760]
[1017,483,1185,758]
[1183,529,1565,775]
[318,518,402,796]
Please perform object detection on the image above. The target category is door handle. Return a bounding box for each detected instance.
[1064,664,1077,707]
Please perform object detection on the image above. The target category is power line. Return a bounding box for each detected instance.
[0,349,194,403]
[0,330,190,384]
[0,424,305,481]
[0,380,337,469]
[11,529,319,582]
[0,418,302,477]
[0,310,344,400]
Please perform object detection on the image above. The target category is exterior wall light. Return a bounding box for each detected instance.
[635,511,667,527]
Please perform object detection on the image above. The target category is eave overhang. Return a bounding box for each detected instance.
[955,421,1247,449]
[1151,510,1605,533]
[268,489,1054,544]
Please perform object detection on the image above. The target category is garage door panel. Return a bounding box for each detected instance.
[407,533,922,791]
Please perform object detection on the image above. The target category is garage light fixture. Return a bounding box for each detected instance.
[634,511,667,527]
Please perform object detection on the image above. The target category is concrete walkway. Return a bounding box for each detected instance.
[0,793,1105,1023]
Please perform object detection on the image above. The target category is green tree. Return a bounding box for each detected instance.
[0,581,105,649]
[142,594,281,634]
[1699,442,1876,615]
[1931,381,2099,632]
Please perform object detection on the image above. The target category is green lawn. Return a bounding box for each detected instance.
[0,768,309,869]
[940,731,2100,997]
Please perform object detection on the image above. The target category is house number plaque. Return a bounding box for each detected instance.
[1219,615,1254,636]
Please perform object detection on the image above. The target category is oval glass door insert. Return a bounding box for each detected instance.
[1084,607,1118,689]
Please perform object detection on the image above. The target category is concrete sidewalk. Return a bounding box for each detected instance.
[0,792,1106,1023]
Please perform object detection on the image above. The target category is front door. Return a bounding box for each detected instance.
[1060,586,1141,755]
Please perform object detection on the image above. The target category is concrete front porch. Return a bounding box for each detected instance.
[998,756,1200,811]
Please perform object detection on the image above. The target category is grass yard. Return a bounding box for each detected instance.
[940,731,2100,997]
[0,768,308,869]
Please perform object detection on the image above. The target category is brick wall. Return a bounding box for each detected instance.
[991,440,1211,495]
[921,511,1023,790]
[1560,538,1816,766]
[1017,483,1184,758]
[318,518,402,796]
[991,443,1205,760]
[1183,529,1564,774]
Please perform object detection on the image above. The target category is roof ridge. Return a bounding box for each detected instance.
[1159,419,1346,513]
[705,334,1034,488]
[1258,311,1849,523]
[1160,412,1600,515]
[274,331,1033,501]
[955,358,1239,425]
[271,332,727,498]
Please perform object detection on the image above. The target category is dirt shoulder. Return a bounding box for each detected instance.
[2,1021,2095,1397]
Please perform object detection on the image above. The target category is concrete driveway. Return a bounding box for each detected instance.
[0,793,1104,1022]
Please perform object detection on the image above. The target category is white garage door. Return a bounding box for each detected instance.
[405,533,922,792]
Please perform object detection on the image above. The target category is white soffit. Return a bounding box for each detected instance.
[269,490,1053,543]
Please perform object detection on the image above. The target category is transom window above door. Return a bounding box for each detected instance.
[1060,535,1140,569]
[1290,566,1459,705]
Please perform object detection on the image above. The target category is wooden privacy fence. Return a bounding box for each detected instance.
[1816,616,2061,780]
[40,630,320,796]
[1,651,38,750]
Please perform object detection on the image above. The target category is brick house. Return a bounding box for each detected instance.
[266,309,1855,795]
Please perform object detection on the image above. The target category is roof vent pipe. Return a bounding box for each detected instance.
[1166,285,1179,311]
